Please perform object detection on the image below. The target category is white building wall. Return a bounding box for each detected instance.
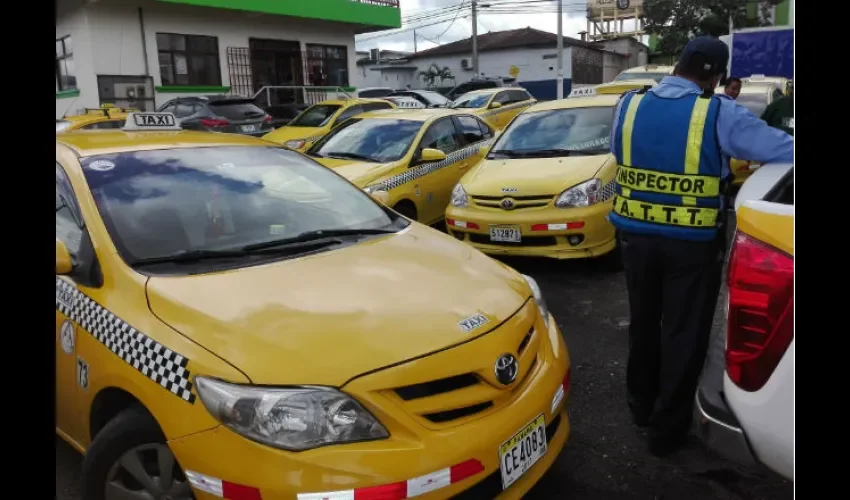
[411,46,573,87]
[57,0,361,115]
[56,2,98,118]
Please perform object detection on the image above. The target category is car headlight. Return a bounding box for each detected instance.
[363,184,386,194]
[195,377,389,451]
[284,139,306,150]
[554,179,602,208]
[451,183,469,207]
[521,274,550,328]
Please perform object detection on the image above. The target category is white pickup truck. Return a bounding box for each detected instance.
[694,163,794,481]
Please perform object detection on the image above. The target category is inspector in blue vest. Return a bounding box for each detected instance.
[609,87,725,242]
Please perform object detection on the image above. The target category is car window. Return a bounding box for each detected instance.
[209,101,266,120]
[361,102,394,113]
[451,92,496,109]
[309,118,423,163]
[419,91,450,106]
[289,104,342,127]
[419,118,461,154]
[455,116,489,145]
[490,106,615,157]
[80,120,125,130]
[508,89,531,103]
[56,120,73,133]
[56,164,84,257]
[334,105,364,125]
[80,146,399,270]
[358,89,394,98]
[173,103,196,118]
[493,91,512,104]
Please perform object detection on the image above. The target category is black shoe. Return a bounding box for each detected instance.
[648,434,688,457]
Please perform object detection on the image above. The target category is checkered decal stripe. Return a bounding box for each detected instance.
[378,139,494,191]
[601,178,617,201]
[56,278,195,403]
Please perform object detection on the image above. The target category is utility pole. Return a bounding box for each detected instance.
[556,0,564,99]
[471,0,479,78]
[414,29,418,53]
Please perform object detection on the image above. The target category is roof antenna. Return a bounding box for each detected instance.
[61,95,80,119]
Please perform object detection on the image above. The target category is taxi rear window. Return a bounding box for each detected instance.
[80,146,395,269]
[289,104,342,127]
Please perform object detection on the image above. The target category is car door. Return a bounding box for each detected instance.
[453,114,494,173]
[412,117,465,223]
[486,90,512,128]
[56,162,98,444]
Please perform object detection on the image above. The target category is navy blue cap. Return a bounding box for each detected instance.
[678,36,729,77]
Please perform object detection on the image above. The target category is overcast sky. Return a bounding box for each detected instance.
[354,0,640,53]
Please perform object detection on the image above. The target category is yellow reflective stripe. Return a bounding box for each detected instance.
[683,98,711,206]
[621,186,632,197]
[616,165,720,197]
[621,94,644,166]
[613,195,718,228]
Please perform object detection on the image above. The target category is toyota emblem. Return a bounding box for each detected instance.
[494,353,519,385]
[501,198,515,209]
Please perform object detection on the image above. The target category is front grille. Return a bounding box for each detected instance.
[450,414,563,499]
[471,194,553,211]
[469,234,558,247]
[424,402,494,423]
[395,373,480,401]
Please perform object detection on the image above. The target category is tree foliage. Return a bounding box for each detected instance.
[419,64,454,87]
[643,0,776,55]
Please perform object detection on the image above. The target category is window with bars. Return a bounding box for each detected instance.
[305,44,349,87]
[56,36,76,91]
[156,33,222,86]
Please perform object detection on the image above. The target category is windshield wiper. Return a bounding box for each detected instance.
[323,152,380,162]
[130,239,344,266]
[488,149,520,157]
[242,227,396,251]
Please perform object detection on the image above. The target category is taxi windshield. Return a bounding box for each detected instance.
[736,93,769,117]
[288,104,341,127]
[614,72,668,83]
[489,106,615,158]
[451,92,494,109]
[82,146,398,268]
[308,118,423,163]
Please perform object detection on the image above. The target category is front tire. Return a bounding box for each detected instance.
[81,405,193,500]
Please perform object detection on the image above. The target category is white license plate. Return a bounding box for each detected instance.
[242,124,257,133]
[490,225,521,243]
[499,414,547,490]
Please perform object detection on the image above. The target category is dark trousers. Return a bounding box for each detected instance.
[620,231,724,441]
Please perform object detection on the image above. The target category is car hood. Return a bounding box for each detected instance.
[313,157,397,188]
[463,154,611,197]
[145,224,530,386]
[262,126,325,145]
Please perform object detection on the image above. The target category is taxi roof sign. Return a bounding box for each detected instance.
[122,112,181,131]
[568,86,596,98]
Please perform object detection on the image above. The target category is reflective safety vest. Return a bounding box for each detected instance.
[609,89,724,242]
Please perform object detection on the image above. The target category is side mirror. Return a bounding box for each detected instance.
[420,148,447,163]
[369,190,390,205]
[489,101,503,109]
[56,239,73,275]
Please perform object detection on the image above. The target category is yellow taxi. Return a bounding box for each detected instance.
[445,85,625,261]
[56,105,137,133]
[716,82,785,185]
[56,111,571,500]
[262,98,397,151]
[610,64,674,84]
[449,87,537,130]
[304,108,496,225]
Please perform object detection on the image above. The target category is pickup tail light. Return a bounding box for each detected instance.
[200,118,229,128]
[264,114,272,123]
[725,232,794,392]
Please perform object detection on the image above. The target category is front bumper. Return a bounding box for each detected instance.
[445,202,616,259]
[170,317,571,500]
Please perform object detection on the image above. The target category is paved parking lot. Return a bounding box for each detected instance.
[56,232,793,500]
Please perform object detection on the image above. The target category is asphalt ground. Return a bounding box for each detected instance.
[56,219,793,500]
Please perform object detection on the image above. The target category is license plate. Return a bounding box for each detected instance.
[490,225,521,243]
[242,124,257,133]
[499,414,547,490]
